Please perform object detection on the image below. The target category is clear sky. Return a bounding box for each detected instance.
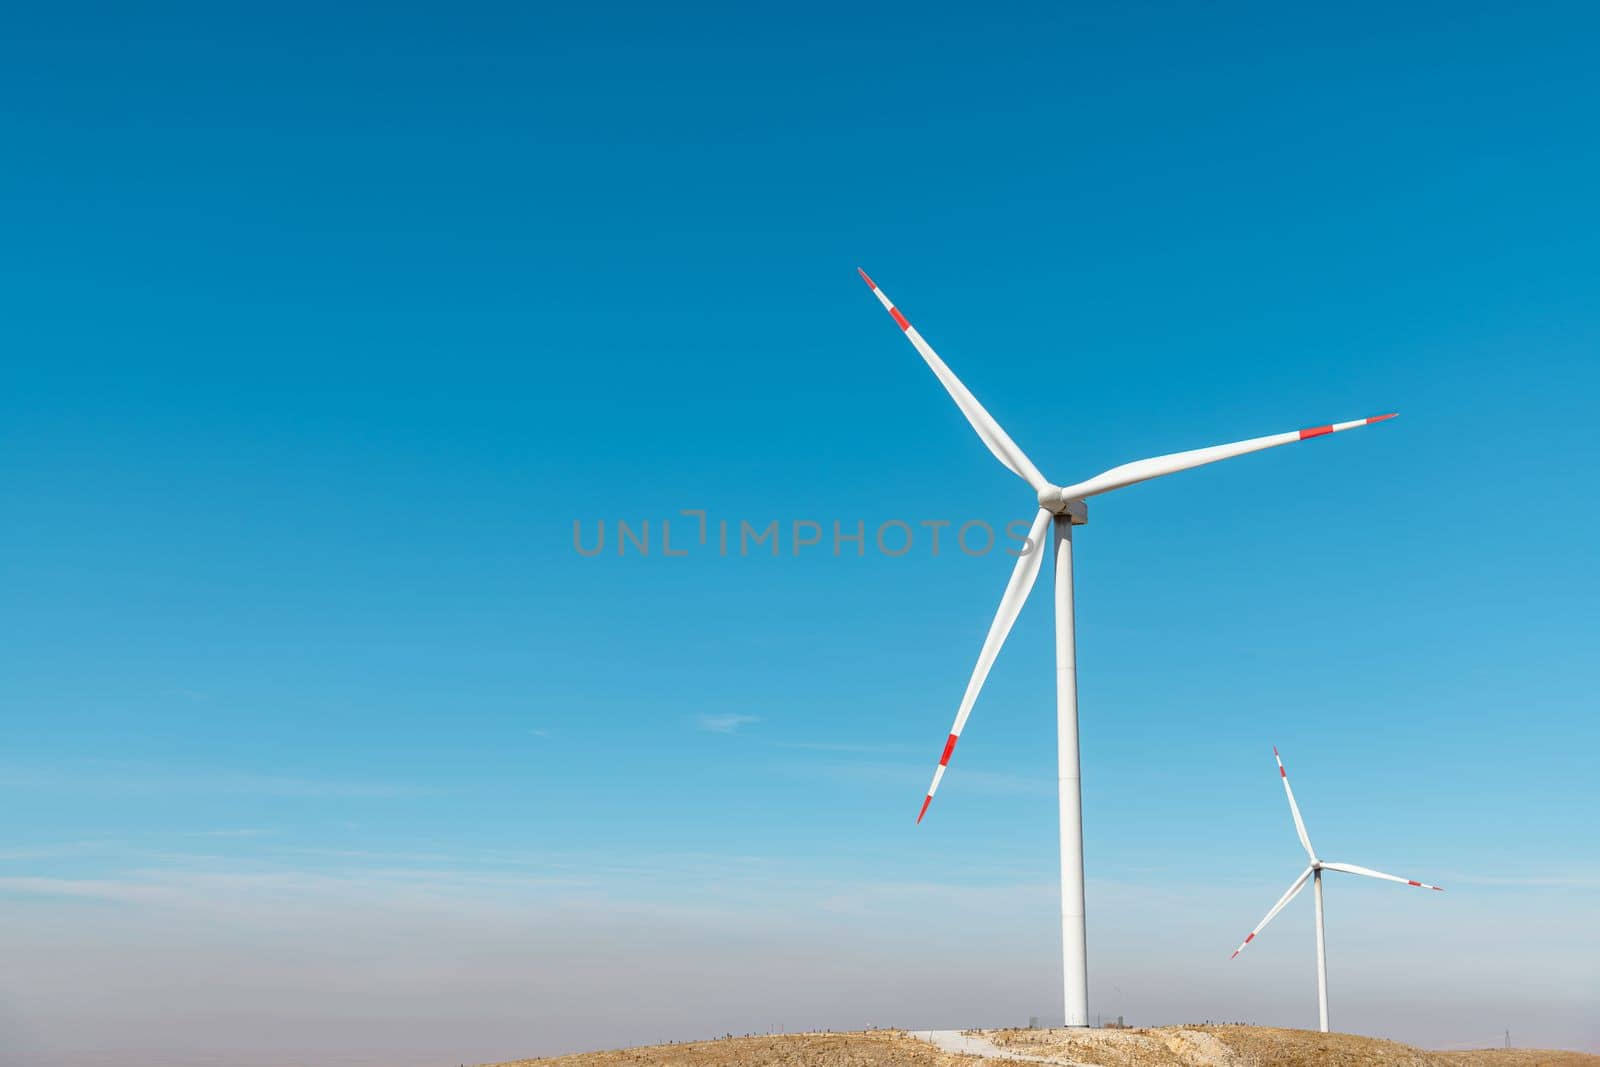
[3,3,1598,1065]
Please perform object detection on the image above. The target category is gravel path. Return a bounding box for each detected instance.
[905,1030,1093,1066]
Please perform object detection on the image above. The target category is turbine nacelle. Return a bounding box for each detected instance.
[1038,492,1090,523]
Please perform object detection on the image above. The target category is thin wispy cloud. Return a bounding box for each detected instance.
[0,875,183,905]
[0,864,592,914]
[773,741,915,754]
[1442,872,1600,890]
[694,713,760,734]
[0,763,438,799]
[807,760,1052,797]
[209,773,437,799]
[0,840,125,861]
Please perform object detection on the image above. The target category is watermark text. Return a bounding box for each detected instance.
[573,511,1044,559]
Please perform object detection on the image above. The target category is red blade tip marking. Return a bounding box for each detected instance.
[916,795,932,823]
[857,268,877,290]
[1408,880,1421,886]
[1299,425,1334,440]
[939,733,958,766]
[1367,412,1398,423]
[1280,766,1287,777]
[1433,885,1444,891]
[1230,950,1240,959]
[1244,932,1255,942]
[889,307,910,331]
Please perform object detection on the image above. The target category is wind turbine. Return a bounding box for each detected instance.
[1230,746,1444,1032]
[856,269,1397,1028]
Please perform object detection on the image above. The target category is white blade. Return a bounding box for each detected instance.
[1052,413,1396,503]
[916,508,1053,823]
[859,269,1049,494]
[1230,865,1314,959]
[1274,746,1316,861]
[1321,861,1443,891]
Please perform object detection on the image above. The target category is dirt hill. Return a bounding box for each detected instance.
[987,1026,1596,1066]
[485,1027,1598,1067]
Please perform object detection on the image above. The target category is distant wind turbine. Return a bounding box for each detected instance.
[1231,747,1444,1032]
[856,269,1397,1028]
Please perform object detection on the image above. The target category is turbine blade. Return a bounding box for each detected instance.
[1230,866,1314,959]
[858,269,1049,494]
[1321,861,1443,891]
[1053,413,1396,502]
[1274,746,1316,861]
[917,508,1053,823]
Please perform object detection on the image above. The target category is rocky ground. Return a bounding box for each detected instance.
[485,1027,1598,1067]
[986,1025,1597,1066]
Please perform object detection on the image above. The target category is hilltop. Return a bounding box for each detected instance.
[485,1026,1599,1067]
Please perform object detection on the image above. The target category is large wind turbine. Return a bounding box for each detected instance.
[1230,747,1443,1033]
[856,269,1397,1028]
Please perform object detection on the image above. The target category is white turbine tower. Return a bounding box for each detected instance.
[856,269,1397,1028]
[1230,746,1444,1032]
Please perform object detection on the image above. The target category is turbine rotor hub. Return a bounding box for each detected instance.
[1039,489,1089,524]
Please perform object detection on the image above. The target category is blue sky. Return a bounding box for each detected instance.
[2,3,1597,1064]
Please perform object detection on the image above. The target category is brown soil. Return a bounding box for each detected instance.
[484,1027,1599,1067]
[488,1030,1000,1067]
[987,1026,1598,1067]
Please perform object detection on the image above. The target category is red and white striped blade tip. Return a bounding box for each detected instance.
[916,734,959,824]
[857,267,878,290]
[1297,413,1399,440]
